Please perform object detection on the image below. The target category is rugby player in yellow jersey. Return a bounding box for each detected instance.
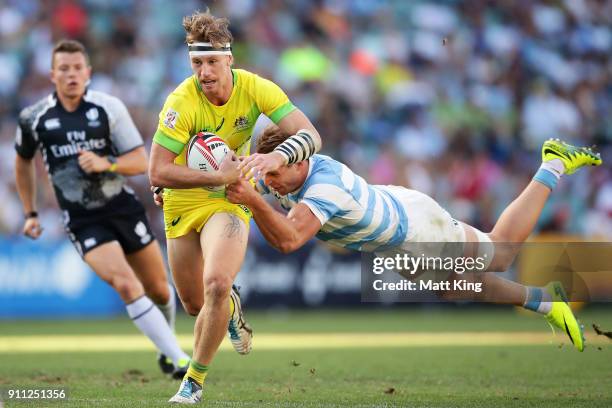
[148,11,321,404]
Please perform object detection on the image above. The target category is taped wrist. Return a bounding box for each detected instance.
[273,129,317,164]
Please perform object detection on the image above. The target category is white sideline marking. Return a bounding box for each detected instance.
[0,332,603,353]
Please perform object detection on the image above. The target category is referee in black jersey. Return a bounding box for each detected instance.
[14,40,190,377]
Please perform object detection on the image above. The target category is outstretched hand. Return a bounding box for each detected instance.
[238,152,286,181]
[226,177,259,206]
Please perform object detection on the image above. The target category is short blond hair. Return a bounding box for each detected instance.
[182,10,233,47]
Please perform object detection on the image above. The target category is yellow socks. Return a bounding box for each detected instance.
[184,360,208,386]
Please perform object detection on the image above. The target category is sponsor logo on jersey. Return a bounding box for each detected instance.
[233,115,250,131]
[44,118,61,130]
[164,108,179,129]
[86,107,100,127]
[67,130,86,142]
[49,131,107,158]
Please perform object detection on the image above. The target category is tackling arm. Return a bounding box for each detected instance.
[225,179,322,253]
[238,109,322,178]
[275,109,322,161]
[255,203,322,253]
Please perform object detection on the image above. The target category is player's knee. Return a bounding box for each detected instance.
[203,275,232,303]
[111,273,142,300]
[483,231,518,271]
[488,227,514,245]
[181,300,202,316]
[145,282,170,305]
[466,228,498,271]
[174,288,202,316]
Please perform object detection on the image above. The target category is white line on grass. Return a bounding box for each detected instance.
[0,332,605,353]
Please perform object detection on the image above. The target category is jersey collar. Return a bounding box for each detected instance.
[53,89,88,113]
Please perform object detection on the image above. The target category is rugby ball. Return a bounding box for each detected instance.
[186,132,230,191]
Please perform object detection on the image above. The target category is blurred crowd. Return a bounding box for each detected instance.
[0,0,610,243]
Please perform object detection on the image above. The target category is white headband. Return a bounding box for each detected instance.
[188,42,232,56]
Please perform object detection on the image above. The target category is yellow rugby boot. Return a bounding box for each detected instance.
[542,138,602,175]
[227,285,253,355]
[544,281,585,352]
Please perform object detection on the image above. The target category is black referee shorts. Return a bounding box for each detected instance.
[66,211,156,258]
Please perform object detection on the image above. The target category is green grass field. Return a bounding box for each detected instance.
[1,307,611,407]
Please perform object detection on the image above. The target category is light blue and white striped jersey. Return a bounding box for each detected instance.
[257,154,409,253]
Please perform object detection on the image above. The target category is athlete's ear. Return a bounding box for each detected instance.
[227,55,234,67]
[84,65,92,86]
[50,55,56,84]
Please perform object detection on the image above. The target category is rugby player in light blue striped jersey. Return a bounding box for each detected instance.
[223,124,602,352]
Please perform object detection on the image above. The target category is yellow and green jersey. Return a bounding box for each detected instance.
[153,68,296,206]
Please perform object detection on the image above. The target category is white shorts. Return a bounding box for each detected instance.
[375,186,466,276]
[380,186,465,243]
